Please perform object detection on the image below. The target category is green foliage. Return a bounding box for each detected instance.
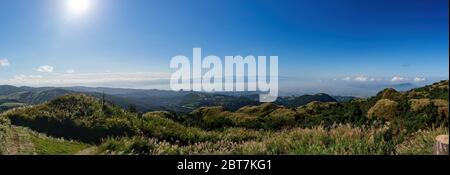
[236,103,280,117]
[98,137,156,155]
[97,125,398,155]
[227,112,261,128]
[0,117,10,154]
[275,93,337,108]
[184,104,299,130]
[396,127,448,155]
[0,102,26,112]
[2,94,139,143]
[408,80,449,100]
[145,111,178,121]
[139,113,214,144]
[376,88,403,101]
[137,114,263,144]
[367,99,399,120]
[0,116,9,126]
[127,104,138,113]
[262,109,297,129]
[235,125,396,155]
[185,107,233,129]
[0,121,88,155]
[179,92,259,111]
[29,132,88,155]
[0,88,73,105]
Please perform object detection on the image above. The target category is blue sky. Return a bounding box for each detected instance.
[0,0,448,94]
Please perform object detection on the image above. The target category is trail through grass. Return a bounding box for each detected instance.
[1,126,89,155]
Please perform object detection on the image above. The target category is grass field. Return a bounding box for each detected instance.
[1,123,89,155]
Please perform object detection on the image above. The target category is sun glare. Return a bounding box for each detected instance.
[66,0,92,17]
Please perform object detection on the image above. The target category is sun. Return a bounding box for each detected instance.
[66,0,92,17]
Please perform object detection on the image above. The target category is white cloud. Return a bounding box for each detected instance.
[29,75,43,79]
[414,77,426,82]
[13,75,26,80]
[1,71,172,88]
[391,76,408,82]
[37,65,54,73]
[0,58,10,67]
[66,69,75,74]
[14,74,42,80]
[354,76,368,82]
[342,77,351,81]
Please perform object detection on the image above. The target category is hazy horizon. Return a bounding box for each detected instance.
[1,77,448,98]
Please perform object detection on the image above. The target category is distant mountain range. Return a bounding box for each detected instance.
[351,83,417,92]
[275,93,337,108]
[0,85,339,113]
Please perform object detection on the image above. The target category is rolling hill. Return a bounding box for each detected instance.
[0,80,448,155]
[0,85,341,114]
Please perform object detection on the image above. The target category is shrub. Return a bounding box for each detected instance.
[409,99,432,112]
[183,107,233,129]
[407,80,449,100]
[227,112,261,128]
[262,109,297,129]
[236,103,280,117]
[0,117,10,154]
[144,111,180,121]
[97,137,240,155]
[139,113,214,144]
[410,99,448,118]
[2,94,139,143]
[202,112,233,130]
[432,99,448,119]
[367,99,399,120]
[97,124,400,155]
[377,88,402,101]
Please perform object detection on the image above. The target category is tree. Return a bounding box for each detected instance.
[127,104,138,113]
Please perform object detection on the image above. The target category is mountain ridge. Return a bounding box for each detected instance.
[1,85,342,113]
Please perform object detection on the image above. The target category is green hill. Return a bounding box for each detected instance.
[0,85,343,114]
[1,117,88,155]
[0,85,24,96]
[275,93,337,108]
[2,94,139,143]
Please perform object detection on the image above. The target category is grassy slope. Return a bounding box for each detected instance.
[396,127,449,155]
[0,124,89,155]
[96,123,448,155]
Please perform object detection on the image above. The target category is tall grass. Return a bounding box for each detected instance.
[97,124,403,155]
[0,117,9,154]
[396,127,448,155]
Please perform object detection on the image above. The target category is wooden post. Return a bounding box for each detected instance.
[435,135,449,155]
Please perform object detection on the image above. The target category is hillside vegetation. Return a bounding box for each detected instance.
[0,85,340,114]
[1,117,88,155]
[1,81,448,155]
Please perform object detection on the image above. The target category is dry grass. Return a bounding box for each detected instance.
[396,127,448,155]
[368,99,399,120]
[97,124,397,155]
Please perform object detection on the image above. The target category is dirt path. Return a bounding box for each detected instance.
[3,126,35,155]
[75,147,97,155]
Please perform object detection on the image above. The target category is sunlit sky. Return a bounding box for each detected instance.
[0,0,448,93]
